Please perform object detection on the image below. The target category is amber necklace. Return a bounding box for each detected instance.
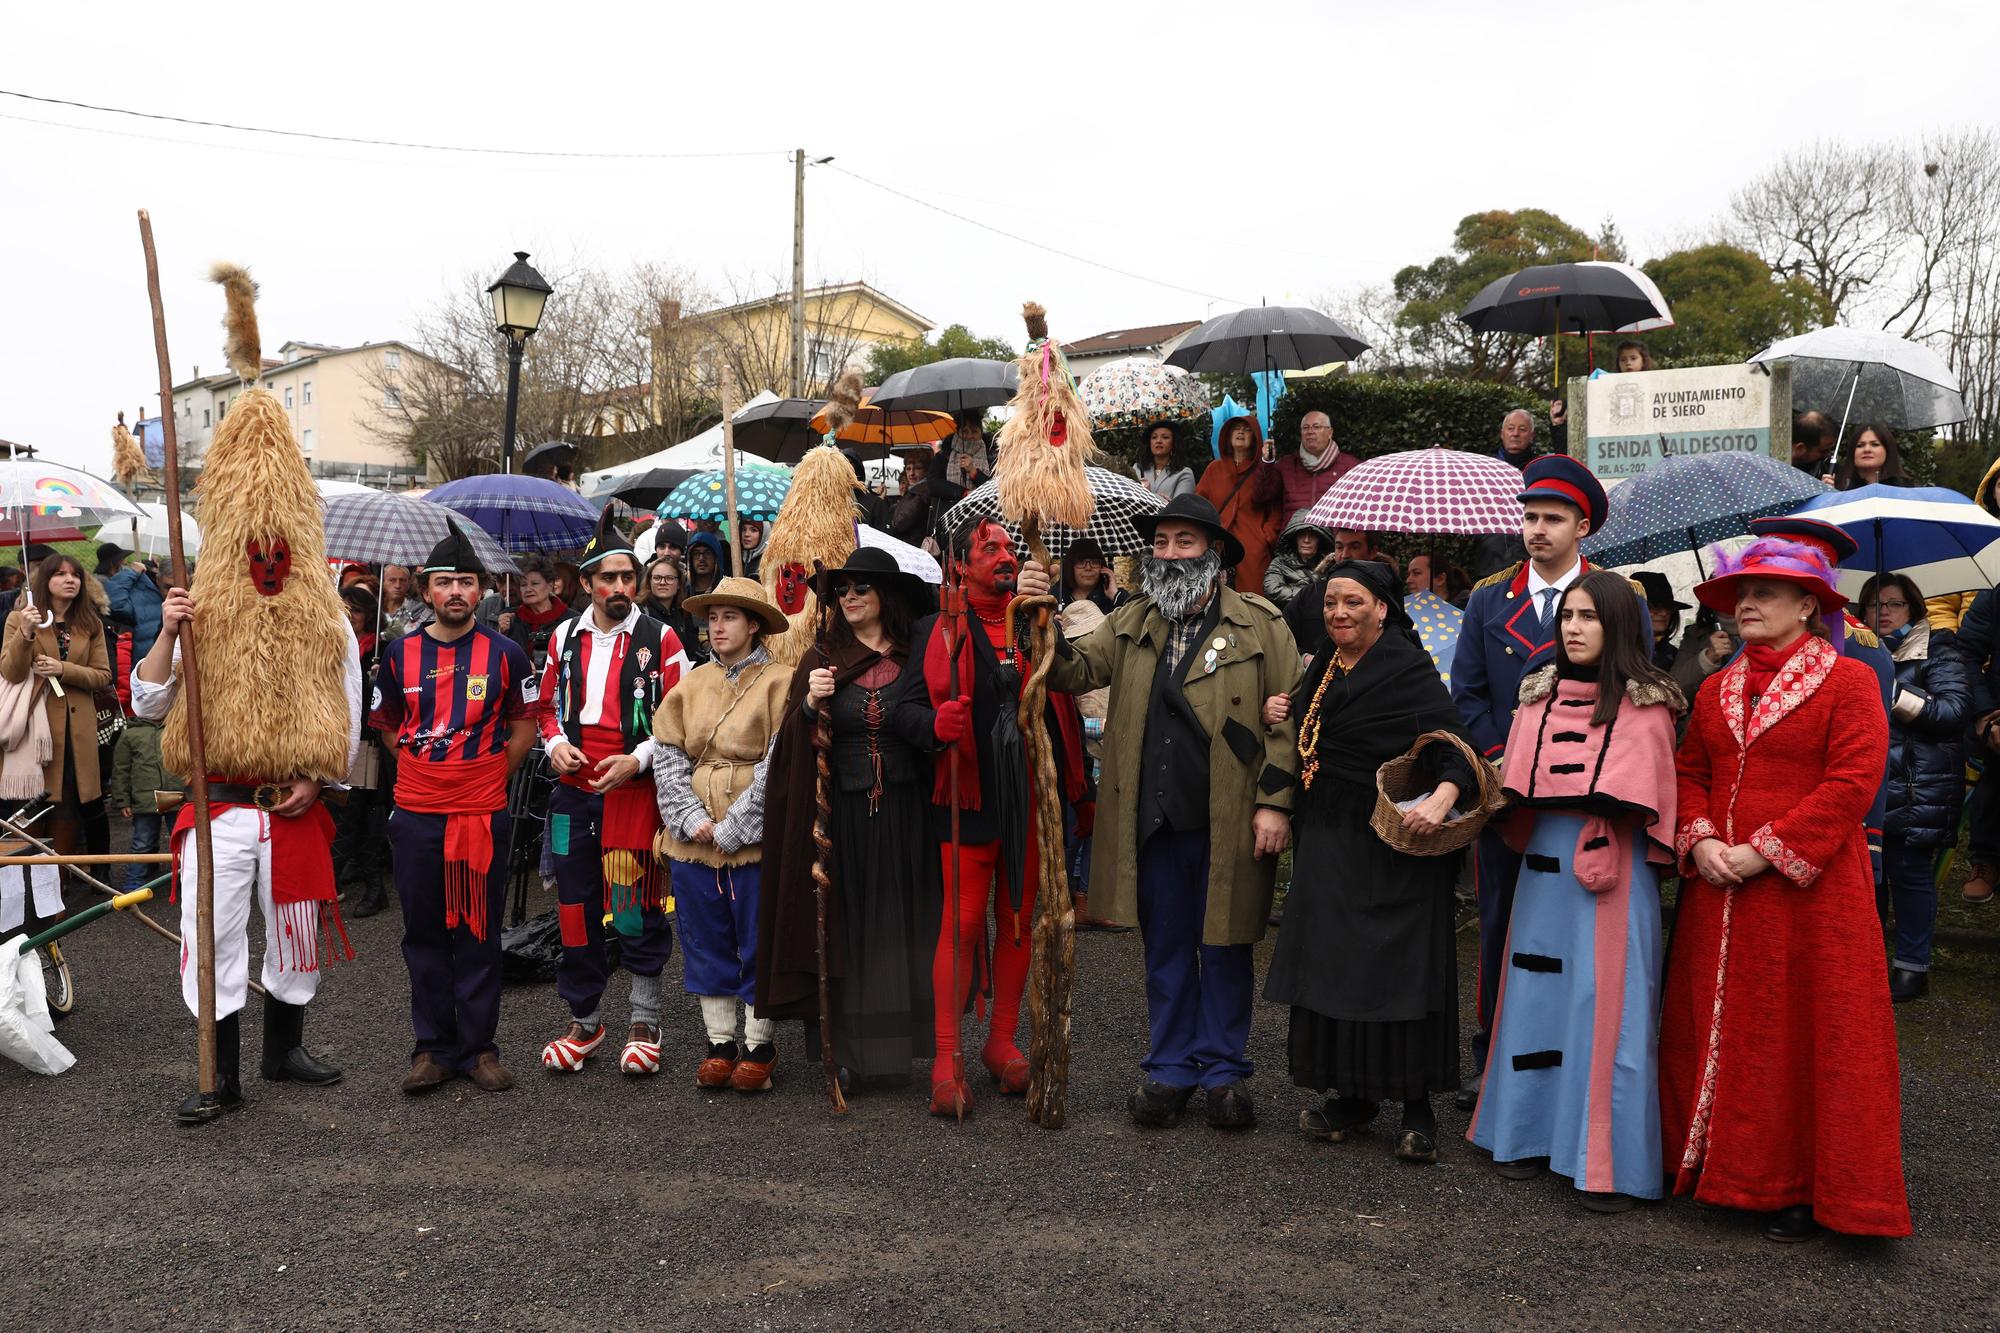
[1299,637,1369,790]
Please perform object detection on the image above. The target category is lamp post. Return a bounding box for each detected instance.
[486,251,551,474]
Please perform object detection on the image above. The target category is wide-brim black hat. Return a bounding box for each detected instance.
[815,543,930,607]
[1130,493,1244,569]
[1631,570,1690,611]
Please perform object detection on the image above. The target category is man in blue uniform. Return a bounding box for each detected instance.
[370,521,538,1095]
[1449,455,1609,1112]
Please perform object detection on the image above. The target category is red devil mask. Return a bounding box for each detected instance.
[1047,408,1068,448]
[246,537,292,596]
[959,520,1018,600]
[776,562,809,616]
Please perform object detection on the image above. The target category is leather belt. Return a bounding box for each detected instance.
[203,781,291,811]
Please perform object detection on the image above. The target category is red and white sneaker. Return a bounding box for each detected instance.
[541,1021,606,1073]
[620,1024,662,1076]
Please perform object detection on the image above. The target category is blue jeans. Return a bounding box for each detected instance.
[1880,833,1937,972]
[1135,827,1254,1089]
[126,812,163,892]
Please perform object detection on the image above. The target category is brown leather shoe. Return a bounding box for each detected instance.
[730,1043,776,1092]
[468,1053,514,1092]
[401,1053,454,1095]
[1964,862,1997,905]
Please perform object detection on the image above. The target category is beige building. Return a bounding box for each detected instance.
[654,282,933,414]
[1061,320,1201,381]
[169,339,452,481]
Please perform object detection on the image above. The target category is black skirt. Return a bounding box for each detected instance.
[827,775,939,1079]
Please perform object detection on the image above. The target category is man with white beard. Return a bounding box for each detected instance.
[1020,495,1300,1132]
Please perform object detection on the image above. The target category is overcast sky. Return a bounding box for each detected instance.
[6,0,1997,476]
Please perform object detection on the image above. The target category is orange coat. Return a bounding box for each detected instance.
[1196,457,1284,596]
[0,610,112,803]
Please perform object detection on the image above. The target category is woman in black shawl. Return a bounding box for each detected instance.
[1263,559,1475,1164]
[755,547,939,1090]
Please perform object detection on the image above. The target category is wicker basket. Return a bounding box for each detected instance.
[1370,730,1502,857]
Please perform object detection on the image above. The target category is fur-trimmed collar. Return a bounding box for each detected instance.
[1516,662,1687,713]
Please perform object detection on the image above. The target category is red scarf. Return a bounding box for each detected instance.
[1742,636,1804,702]
[395,749,509,941]
[515,600,569,631]
[171,790,349,972]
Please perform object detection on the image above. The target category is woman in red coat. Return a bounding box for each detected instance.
[1196,416,1285,598]
[1663,537,1910,1241]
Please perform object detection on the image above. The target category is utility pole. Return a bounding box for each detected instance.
[792,147,806,397]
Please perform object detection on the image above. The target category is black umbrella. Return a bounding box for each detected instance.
[519,440,578,473]
[606,467,698,510]
[868,358,1018,413]
[731,397,829,465]
[1457,260,1672,386]
[1163,305,1370,375]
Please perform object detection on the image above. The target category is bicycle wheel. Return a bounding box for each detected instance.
[40,940,74,1017]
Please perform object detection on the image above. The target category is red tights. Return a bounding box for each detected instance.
[931,829,1037,1082]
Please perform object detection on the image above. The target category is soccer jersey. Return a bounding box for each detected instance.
[370,622,534,763]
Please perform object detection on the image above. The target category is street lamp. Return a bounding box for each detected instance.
[486,251,551,474]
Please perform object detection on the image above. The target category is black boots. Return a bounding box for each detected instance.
[260,997,343,1085]
[176,1011,244,1126]
[1889,967,1929,1003]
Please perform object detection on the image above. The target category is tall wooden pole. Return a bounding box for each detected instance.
[791,149,806,397]
[721,367,742,575]
[137,211,219,1096]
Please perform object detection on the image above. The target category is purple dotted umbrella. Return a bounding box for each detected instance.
[1306,445,1525,536]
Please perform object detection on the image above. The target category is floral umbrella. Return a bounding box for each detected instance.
[1077,359,1211,433]
[657,465,793,522]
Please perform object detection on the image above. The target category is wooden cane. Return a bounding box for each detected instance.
[721,368,742,577]
[940,562,966,1120]
[1013,516,1073,1130]
[138,211,220,1099]
[807,566,847,1114]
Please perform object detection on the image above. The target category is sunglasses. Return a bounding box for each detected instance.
[830,579,875,598]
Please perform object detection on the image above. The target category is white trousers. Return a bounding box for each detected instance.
[176,807,322,1018]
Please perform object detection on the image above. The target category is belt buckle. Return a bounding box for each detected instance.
[251,783,286,812]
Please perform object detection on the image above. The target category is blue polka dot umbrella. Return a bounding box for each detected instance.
[1581,452,1831,570]
[657,464,792,522]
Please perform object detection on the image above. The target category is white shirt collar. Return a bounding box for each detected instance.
[1527,557,1583,598]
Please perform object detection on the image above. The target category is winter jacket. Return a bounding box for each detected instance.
[109,716,181,814]
[104,566,165,662]
[1883,622,1972,847]
[1927,455,2000,632]
[1262,510,1332,611]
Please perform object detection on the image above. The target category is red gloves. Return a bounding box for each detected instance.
[1072,800,1096,840]
[934,699,970,744]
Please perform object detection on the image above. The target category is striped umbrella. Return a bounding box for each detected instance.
[1306,446,1524,536]
[658,465,793,522]
[424,473,598,553]
[941,466,1164,559]
[323,491,520,574]
[1793,484,2000,600]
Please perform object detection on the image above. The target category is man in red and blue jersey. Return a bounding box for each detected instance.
[370,520,537,1095]
[534,508,689,1077]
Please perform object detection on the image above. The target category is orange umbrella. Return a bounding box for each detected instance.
[808,398,955,452]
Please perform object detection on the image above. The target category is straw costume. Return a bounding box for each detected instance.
[370,519,536,1094]
[652,577,793,1091]
[533,507,689,1077]
[760,370,870,667]
[111,411,149,493]
[133,263,363,1124]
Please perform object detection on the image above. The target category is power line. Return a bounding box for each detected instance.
[828,164,1250,308]
[0,88,786,160]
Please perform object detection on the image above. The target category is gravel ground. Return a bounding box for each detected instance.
[4,867,1996,1332]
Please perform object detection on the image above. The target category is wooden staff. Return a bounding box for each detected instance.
[138,211,220,1098]
[807,567,846,1114]
[939,559,966,1119]
[721,367,743,576]
[1013,516,1073,1131]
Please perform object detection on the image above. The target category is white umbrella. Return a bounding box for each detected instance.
[313,478,377,499]
[1750,327,1967,460]
[122,501,202,559]
[856,524,942,584]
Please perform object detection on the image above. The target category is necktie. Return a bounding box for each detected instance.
[1537,587,1559,636]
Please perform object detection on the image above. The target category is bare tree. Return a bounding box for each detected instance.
[1729,140,1906,321]
[680,278,880,400]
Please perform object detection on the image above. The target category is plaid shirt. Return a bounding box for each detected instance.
[1161,601,1210,676]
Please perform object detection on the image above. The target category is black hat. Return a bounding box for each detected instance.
[96,541,133,564]
[1130,494,1244,569]
[652,518,689,553]
[419,515,486,577]
[21,544,54,567]
[816,543,930,608]
[1631,570,1690,611]
[578,502,638,572]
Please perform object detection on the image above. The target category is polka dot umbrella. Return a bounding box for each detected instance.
[1305,445,1525,536]
[656,464,793,522]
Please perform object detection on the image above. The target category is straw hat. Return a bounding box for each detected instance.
[683,575,789,636]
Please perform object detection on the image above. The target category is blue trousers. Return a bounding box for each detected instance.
[671,859,761,1000]
[1471,825,1522,1075]
[1136,827,1254,1089]
[1880,833,1938,972]
[124,812,162,893]
[548,783,673,1023]
[390,807,508,1070]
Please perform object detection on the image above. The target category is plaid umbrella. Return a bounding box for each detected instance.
[1582,452,1831,570]
[424,474,598,553]
[1078,360,1211,432]
[941,466,1164,559]
[323,491,520,574]
[1306,446,1524,536]
[657,465,792,522]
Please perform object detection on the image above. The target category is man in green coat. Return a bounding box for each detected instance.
[1019,495,1299,1131]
